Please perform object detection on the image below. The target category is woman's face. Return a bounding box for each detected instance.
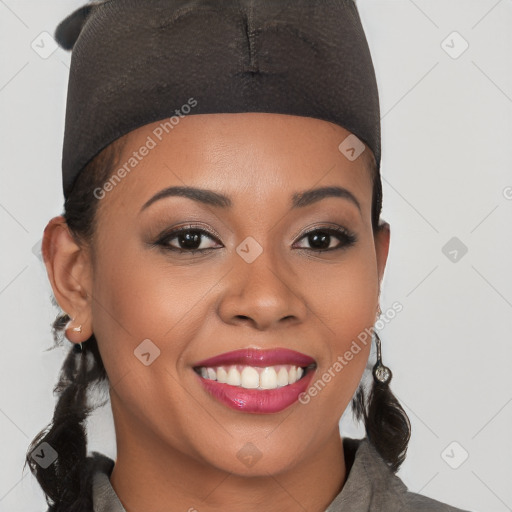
[57,112,389,476]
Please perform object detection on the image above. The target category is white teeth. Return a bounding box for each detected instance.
[241,367,260,388]
[198,364,306,390]
[277,367,289,387]
[227,366,241,386]
[216,366,228,383]
[260,367,278,389]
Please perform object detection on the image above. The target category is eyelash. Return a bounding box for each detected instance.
[153,223,357,255]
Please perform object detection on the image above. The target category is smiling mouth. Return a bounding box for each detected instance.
[193,363,316,390]
[192,347,317,413]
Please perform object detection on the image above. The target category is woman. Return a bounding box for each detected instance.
[25,0,470,510]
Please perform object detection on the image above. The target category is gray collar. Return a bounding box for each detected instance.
[90,437,461,512]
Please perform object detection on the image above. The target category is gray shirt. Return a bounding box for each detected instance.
[91,437,469,511]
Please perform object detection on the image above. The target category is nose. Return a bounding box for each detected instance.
[217,248,308,331]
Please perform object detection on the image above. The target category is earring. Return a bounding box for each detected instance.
[372,331,392,385]
[72,341,84,353]
[66,318,85,352]
[73,323,83,352]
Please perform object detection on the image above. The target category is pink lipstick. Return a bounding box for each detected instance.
[193,348,316,414]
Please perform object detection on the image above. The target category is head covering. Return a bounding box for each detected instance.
[55,0,381,199]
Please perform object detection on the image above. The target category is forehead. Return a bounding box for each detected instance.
[101,112,373,219]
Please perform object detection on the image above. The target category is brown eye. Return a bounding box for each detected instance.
[294,227,357,252]
[152,224,356,256]
[156,226,222,253]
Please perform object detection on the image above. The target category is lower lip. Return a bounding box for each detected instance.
[196,369,315,414]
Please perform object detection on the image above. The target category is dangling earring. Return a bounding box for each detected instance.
[356,329,411,473]
[372,331,392,385]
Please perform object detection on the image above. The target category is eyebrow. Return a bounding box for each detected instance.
[140,185,361,213]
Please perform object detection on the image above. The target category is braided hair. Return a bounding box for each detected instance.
[25,136,410,510]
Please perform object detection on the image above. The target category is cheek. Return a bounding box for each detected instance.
[296,241,378,409]
[89,235,225,382]
[302,240,379,342]
[88,239,218,445]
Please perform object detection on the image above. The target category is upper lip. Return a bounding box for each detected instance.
[193,348,316,368]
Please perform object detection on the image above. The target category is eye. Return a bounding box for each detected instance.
[293,226,357,252]
[155,225,222,254]
[153,223,357,255]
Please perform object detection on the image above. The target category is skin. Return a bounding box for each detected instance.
[43,112,390,512]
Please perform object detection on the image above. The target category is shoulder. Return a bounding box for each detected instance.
[398,490,470,511]
[362,438,470,512]
[336,437,470,512]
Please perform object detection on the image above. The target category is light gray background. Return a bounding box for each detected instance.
[1,1,511,511]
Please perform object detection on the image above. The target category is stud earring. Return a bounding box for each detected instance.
[73,323,83,352]
[372,331,392,385]
[66,318,85,352]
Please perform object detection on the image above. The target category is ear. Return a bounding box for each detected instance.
[42,216,93,343]
[374,220,390,289]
